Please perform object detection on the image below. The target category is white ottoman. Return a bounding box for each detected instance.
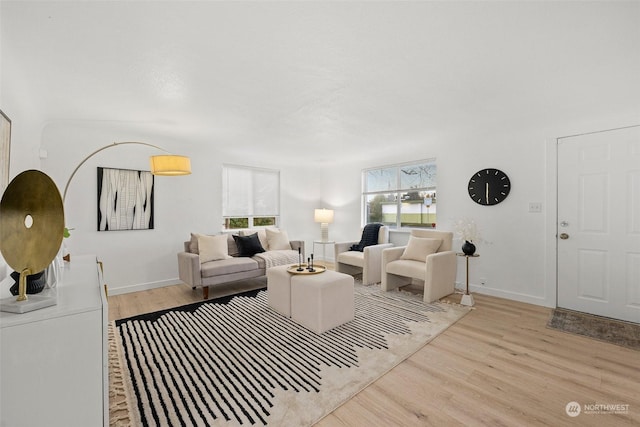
[267,265,295,317]
[290,270,354,334]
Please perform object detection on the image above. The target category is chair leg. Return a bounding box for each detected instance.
[382,272,410,291]
[423,278,455,303]
[337,263,363,279]
[203,286,209,300]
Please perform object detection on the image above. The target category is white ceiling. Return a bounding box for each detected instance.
[2,1,639,164]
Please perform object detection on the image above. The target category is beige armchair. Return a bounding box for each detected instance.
[382,229,457,303]
[334,225,392,285]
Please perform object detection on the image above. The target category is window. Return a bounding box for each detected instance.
[363,159,437,229]
[222,164,280,230]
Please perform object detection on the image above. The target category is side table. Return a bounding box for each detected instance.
[457,253,479,306]
[313,240,335,262]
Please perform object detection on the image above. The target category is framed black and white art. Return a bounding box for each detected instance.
[97,167,154,231]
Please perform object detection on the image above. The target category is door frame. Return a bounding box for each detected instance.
[547,125,640,310]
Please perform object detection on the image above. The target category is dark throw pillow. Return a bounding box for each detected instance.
[232,233,266,257]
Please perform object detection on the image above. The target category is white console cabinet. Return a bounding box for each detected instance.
[0,255,108,427]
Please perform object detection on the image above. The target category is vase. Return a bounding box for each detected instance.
[462,240,476,256]
[9,270,47,295]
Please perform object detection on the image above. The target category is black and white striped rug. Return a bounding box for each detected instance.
[112,284,469,426]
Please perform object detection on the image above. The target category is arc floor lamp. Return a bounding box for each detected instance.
[62,141,191,202]
[0,141,191,310]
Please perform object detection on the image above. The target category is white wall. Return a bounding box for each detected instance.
[4,106,639,304]
[3,80,639,304]
[0,49,45,287]
[3,110,637,303]
[322,109,640,308]
[36,121,322,294]
[321,135,549,306]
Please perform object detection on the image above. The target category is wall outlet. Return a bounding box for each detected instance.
[480,277,487,286]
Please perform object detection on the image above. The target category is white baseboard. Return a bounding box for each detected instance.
[107,278,182,296]
[454,282,551,307]
[468,285,553,308]
[108,278,553,309]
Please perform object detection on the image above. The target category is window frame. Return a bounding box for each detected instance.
[362,158,437,229]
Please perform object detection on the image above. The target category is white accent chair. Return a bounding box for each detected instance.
[382,229,457,303]
[334,226,392,285]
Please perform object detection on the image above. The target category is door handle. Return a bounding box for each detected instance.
[559,233,569,240]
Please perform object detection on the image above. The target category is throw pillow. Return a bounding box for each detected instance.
[227,234,240,257]
[400,236,442,262]
[233,233,266,257]
[198,234,231,263]
[189,233,201,254]
[266,228,291,250]
[239,229,269,251]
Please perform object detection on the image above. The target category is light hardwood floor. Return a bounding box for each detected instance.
[109,276,640,426]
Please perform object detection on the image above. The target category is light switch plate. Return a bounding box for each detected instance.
[529,202,542,213]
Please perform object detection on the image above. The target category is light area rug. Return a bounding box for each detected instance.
[110,283,470,426]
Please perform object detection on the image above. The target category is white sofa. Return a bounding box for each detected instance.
[178,228,304,299]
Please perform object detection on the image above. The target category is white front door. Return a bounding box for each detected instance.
[557,125,640,323]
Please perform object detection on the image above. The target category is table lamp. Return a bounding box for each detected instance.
[314,208,334,242]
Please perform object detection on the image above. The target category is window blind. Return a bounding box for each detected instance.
[222,164,279,217]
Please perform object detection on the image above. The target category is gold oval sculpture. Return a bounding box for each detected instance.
[0,170,65,303]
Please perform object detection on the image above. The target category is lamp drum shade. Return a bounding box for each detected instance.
[314,208,334,224]
[150,155,191,176]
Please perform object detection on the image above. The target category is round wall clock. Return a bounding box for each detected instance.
[468,168,511,206]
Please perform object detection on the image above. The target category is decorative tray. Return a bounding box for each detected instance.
[287,264,326,275]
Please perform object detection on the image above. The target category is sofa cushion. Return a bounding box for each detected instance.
[337,251,365,268]
[198,234,232,263]
[266,228,291,250]
[253,249,299,269]
[400,236,442,262]
[386,259,426,280]
[190,233,239,256]
[233,233,266,257]
[200,257,259,278]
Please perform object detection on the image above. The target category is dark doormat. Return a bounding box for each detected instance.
[547,308,640,350]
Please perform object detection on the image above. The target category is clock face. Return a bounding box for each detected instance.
[468,168,511,206]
